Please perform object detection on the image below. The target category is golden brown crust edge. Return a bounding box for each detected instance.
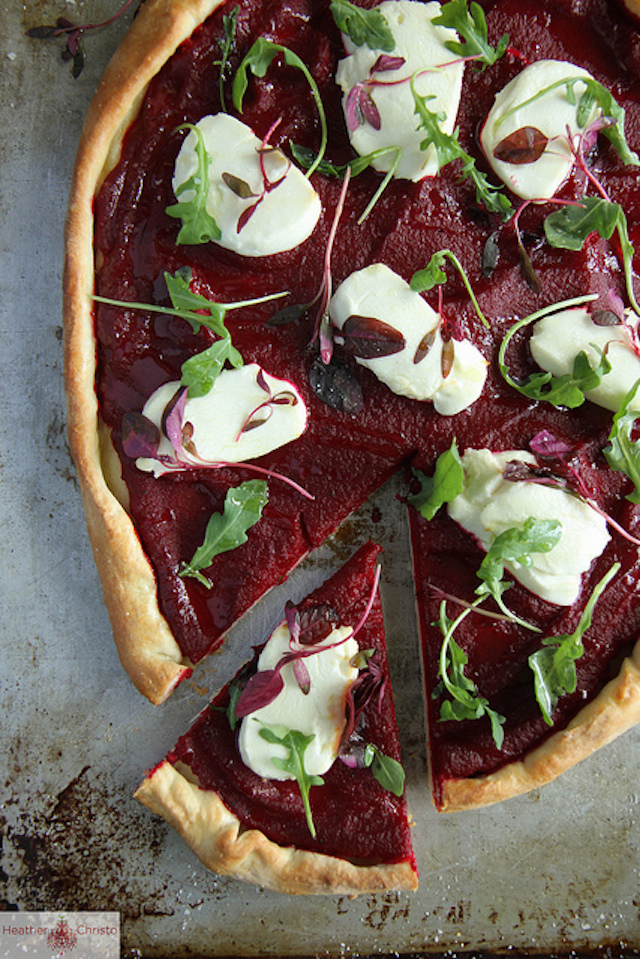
[134,761,419,895]
[439,642,640,812]
[63,0,227,704]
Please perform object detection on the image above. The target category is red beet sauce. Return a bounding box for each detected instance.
[94,0,640,796]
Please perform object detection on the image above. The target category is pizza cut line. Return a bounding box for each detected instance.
[63,0,640,891]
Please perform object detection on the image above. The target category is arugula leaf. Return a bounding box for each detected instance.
[180,330,244,397]
[410,249,489,328]
[258,725,324,837]
[213,5,239,112]
[604,379,640,503]
[529,563,619,724]
[179,480,269,587]
[363,743,405,796]
[544,196,620,251]
[436,601,506,748]
[164,268,228,333]
[475,518,562,627]
[329,0,395,51]
[409,439,464,520]
[232,38,327,177]
[165,124,222,245]
[432,0,509,69]
[497,294,612,408]
[411,80,511,218]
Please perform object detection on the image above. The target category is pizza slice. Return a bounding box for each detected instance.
[134,541,419,894]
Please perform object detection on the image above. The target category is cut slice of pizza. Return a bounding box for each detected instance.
[134,541,419,894]
[408,440,640,811]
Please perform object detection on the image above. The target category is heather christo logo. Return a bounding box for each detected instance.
[0,912,120,959]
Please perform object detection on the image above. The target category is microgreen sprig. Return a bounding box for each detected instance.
[410,249,490,329]
[604,379,640,503]
[26,0,139,77]
[232,38,327,177]
[330,0,395,52]
[529,563,620,724]
[179,480,268,587]
[258,725,324,837]
[213,5,239,112]
[497,294,609,408]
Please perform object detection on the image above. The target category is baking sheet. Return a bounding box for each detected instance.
[1,2,639,956]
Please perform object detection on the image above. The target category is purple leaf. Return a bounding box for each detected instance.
[292,658,311,695]
[441,338,454,378]
[529,430,572,461]
[341,314,405,359]
[296,603,338,646]
[121,412,161,459]
[222,171,258,199]
[345,83,365,131]
[234,669,284,718]
[493,126,548,165]
[371,54,406,74]
[359,90,381,130]
[237,197,263,233]
[309,357,364,414]
[256,368,271,393]
[414,330,436,365]
[162,386,189,451]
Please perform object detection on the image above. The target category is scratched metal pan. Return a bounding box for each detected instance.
[1,2,638,956]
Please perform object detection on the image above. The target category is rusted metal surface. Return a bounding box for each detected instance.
[1,3,639,957]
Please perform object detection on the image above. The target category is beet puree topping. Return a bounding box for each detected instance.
[94,0,640,801]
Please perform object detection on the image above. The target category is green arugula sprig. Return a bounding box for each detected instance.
[436,600,506,748]
[259,725,324,838]
[544,197,640,316]
[497,294,616,409]
[409,439,465,520]
[166,124,222,245]
[94,268,287,398]
[604,379,640,503]
[432,0,509,70]
[329,0,395,51]
[529,563,620,724]
[410,249,490,328]
[179,480,269,587]
[411,79,512,219]
[475,518,562,630]
[363,743,406,796]
[232,38,327,177]
[213,5,239,112]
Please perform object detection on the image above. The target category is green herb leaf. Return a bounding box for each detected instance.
[436,601,506,748]
[165,124,222,245]
[180,332,244,397]
[213,5,239,112]
[164,268,228,334]
[529,563,619,724]
[432,0,509,69]
[258,725,324,837]
[329,0,395,51]
[411,80,511,218]
[475,518,562,626]
[604,379,640,503]
[409,439,464,520]
[232,38,327,176]
[363,743,405,796]
[179,480,269,586]
[497,294,611,408]
[410,249,489,328]
[544,196,620,252]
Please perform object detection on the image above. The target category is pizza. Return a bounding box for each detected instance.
[134,541,419,894]
[63,0,640,887]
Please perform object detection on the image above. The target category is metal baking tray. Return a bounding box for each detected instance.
[1,2,638,956]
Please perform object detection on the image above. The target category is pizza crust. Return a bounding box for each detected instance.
[134,760,419,895]
[437,642,640,812]
[63,0,228,704]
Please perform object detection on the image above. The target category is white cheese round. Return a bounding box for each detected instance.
[335,0,464,180]
[480,60,598,200]
[238,623,358,780]
[135,363,308,477]
[329,263,488,413]
[529,307,640,412]
[448,448,611,606]
[172,114,321,256]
